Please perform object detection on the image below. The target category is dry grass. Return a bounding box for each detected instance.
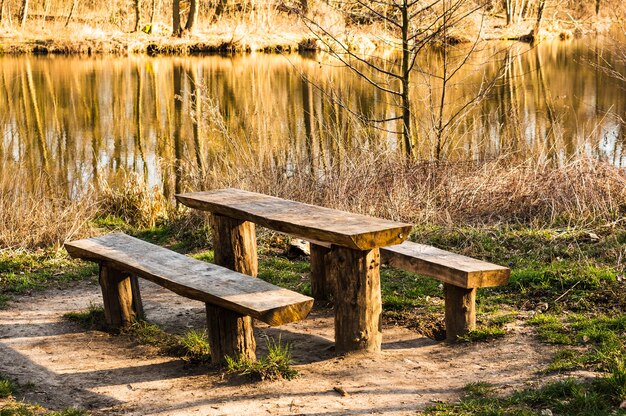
[188,150,626,228]
[0,166,96,250]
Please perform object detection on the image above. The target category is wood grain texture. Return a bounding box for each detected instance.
[444,284,476,341]
[310,244,333,301]
[381,241,510,288]
[175,189,412,250]
[206,303,256,365]
[65,233,313,326]
[99,265,136,329]
[331,246,382,353]
[212,214,258,277]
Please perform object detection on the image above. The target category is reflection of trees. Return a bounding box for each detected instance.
[1,47,625,198]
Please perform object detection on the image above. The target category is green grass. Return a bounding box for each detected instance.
[425,378,626,415]
[225,337,298,381]
[0,404,88,416]
[63,305,106,330]
[529,313,626,373]
[457,327,506,342]
[0,250,97,308]
[126,320,211,361]
[0,374,15,398]
[62,308,212,362]
[257,256,311,295]
[0,373,86,416]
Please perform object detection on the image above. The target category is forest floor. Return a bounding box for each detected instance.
[0,279,559,416]
[1,223,625,415]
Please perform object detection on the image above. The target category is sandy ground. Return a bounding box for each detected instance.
[0,280,557,415]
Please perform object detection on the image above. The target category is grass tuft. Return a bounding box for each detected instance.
[63,305,106,330]
[225,337,298,381]
[457,327,506,342]
[0,374,15,398]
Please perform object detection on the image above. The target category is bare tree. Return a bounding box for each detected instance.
[0,0,6,24]
[299,0,492,158]
[134,0,142,31]
[65,0,80,27]
[172,0,198,36]
[20,0,29,27]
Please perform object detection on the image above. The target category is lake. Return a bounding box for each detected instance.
[1,36,624,198]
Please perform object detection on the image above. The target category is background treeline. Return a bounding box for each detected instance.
[0,0,622,36]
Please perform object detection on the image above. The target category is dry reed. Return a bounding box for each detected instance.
[0,166,97,250]
[189,151,626,228]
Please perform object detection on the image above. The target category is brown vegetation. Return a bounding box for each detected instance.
[0,0,624,55]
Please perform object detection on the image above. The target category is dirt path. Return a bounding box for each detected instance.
[0,281,556,415]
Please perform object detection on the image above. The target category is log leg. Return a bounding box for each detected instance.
[206,303,256,366]
[99,264,137,330]
[130,275,145,320]
[211,214,258,277]
[330,246,382,353]
[444,283,476,342]
[310,243,333,301]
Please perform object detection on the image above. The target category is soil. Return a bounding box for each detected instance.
[0,280,558,415]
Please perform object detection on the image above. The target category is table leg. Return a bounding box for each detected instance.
[330,246,382,353]
[310,243,333,300]
[211,214,258,277]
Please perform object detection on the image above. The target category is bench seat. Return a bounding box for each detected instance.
[381,241,510,341]
[65,233,314,364]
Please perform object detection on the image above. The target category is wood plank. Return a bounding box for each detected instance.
[175,189,412,251]
[381,241,510,288]
[65,233,313,326]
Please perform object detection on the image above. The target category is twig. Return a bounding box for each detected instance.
[554,280,581,302]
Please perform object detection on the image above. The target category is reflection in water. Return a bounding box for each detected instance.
[1,38,625,198]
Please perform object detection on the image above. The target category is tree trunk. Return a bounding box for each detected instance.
[401,0,413,157]
[148,0,158,33]
[0,0,6,24]
[184,0,197,31]
[532,0,546,39]
[134,0,141,32]
[20,0,29,27]
[65,0,79,27]
[172,0,181,36]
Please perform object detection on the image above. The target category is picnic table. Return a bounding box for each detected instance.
[176,188,412,353]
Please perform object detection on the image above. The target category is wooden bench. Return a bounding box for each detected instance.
[176,188,413,353]
[65,233,314,365]
[380,241,510,341]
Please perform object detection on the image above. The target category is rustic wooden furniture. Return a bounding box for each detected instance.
[176,188,413,354]
[380,241,510,341]
[65,233,314,365]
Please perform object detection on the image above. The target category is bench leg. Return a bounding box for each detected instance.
[330,246,382,353]
[310,244,333,301]
[444,283,476,342]
[206,303,256,366]
[99,264,139,330]
[212,214,258,277]
[129,275,145,320]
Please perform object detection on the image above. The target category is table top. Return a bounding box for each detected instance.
[176,188,413,250]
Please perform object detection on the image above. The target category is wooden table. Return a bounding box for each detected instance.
[176,188,412,353]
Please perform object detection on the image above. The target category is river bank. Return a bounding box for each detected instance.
[0,11,617,56]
